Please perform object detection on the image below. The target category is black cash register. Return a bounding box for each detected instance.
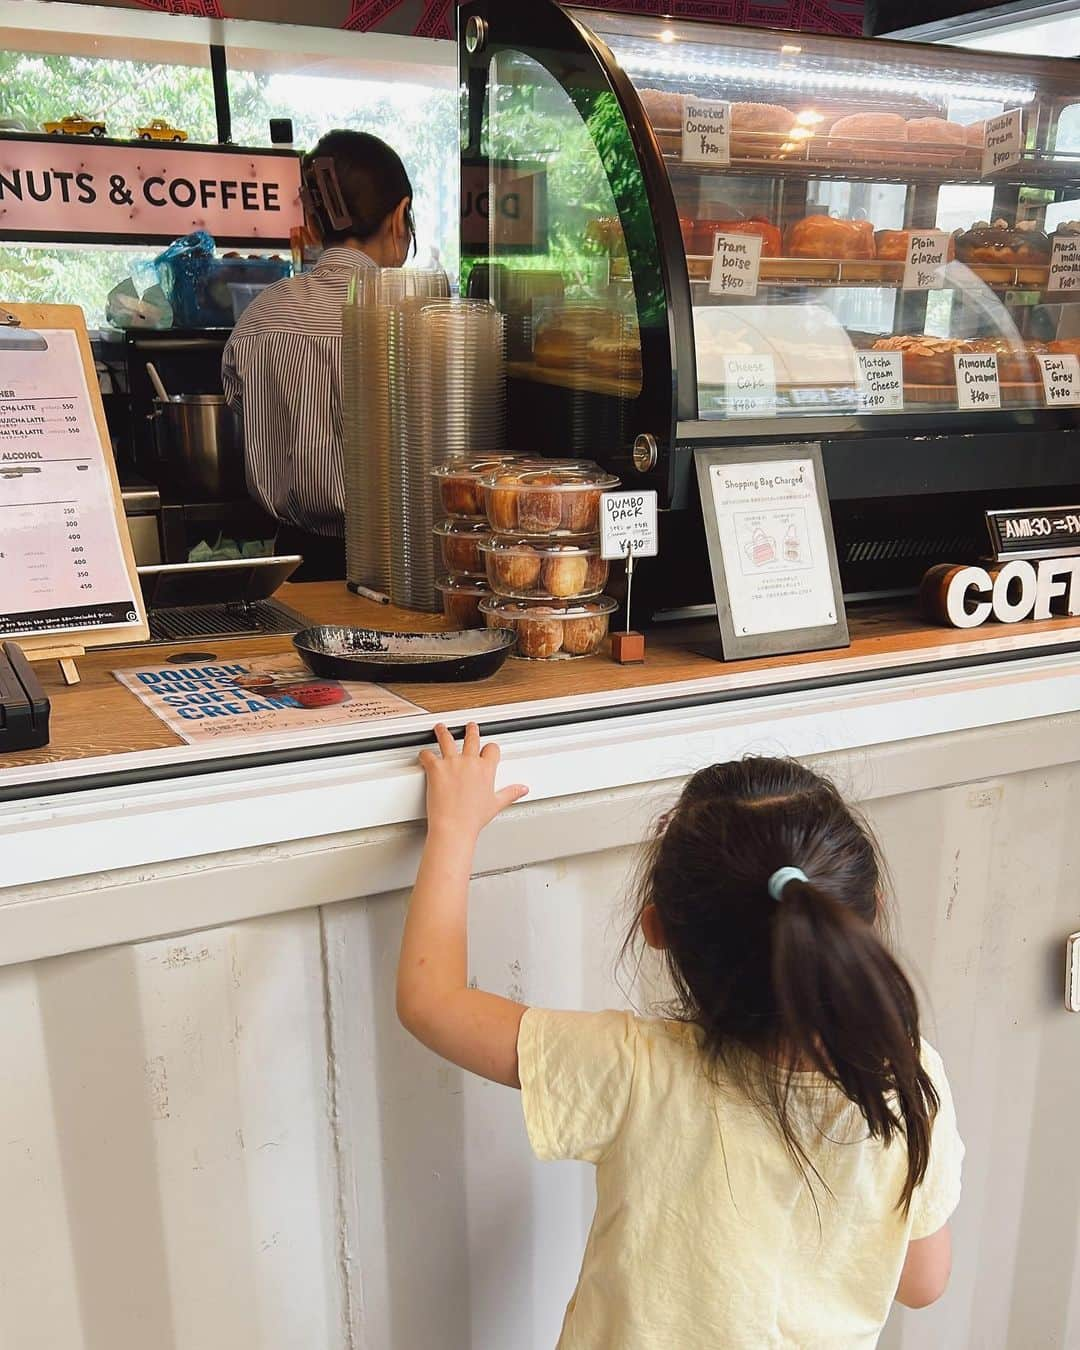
[0,643,51,752]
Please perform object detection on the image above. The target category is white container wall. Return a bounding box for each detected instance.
[2,684,1080,1348]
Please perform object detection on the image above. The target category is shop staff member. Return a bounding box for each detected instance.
[223,130,414,581]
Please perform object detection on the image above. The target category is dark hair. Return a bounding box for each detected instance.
[303,129,414,248]
[628,757,937,1214]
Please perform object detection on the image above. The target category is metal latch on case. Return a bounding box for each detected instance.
[1066,933,1080,1012]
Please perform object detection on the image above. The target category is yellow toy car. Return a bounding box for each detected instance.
[42,113,106,138]
[136,119,188,143]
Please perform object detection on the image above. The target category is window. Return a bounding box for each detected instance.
[0,0,458,325]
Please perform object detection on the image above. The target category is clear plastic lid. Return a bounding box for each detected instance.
[432,518,493,539]
[478,595,616,619]
[477,459,620,491]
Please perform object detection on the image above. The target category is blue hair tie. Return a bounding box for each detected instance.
[768,866,807,902]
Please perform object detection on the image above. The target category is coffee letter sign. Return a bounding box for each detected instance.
[921,557,1080,628]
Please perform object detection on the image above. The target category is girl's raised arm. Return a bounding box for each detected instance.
[396,723,530,1087]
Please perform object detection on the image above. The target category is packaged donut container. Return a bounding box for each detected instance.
[431,455,531,520]
[433,518,491,578]
[436,576,492,630]
[480,596,617,660]
[480,460,620,537]
[480,535,609,602]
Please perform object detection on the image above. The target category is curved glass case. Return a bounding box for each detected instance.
[461,3,1080,442]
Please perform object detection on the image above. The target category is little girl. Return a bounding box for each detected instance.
[398,724,963,1349]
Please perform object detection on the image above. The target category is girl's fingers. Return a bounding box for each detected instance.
[496,783,529,810]
[463,722,481,757]
[433,723,455,757]
[480,741,500,766]
[418,748,436,769]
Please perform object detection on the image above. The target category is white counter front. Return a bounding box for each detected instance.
[2,655,1079,1349]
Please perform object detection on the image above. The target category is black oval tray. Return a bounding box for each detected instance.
[293,625,515,683]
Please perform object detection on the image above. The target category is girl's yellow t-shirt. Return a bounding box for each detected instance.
[518,1009,963,1350]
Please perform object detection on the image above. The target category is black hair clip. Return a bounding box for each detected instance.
[301,156,353,233]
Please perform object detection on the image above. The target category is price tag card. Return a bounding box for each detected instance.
[1048,234,1080,293]
[856,351,904,411]
[709,232,762,297]
[1038,353,1080,405]
[955,352,1001,409]
[682,99,731,166]
[0,328,140,639]
[902,232,951,291]
[599,490,659,560]
[723,354,776,419]
[981,108,1023,176]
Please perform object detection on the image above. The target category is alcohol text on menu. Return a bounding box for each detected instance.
[708,458,837,637]
[0,329,139,638]
[981,109,1023,177]
[902,232,950,291]
[1048,234,1080,294]
[709,232,762,297]
[723,354,777,419]
[955,352,1001,409]
[1038,353,1080,405]
[600,490,658,560]
[682,100,731,166]
[856,352,904,411]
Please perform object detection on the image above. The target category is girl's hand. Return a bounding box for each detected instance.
[419,723,529,840]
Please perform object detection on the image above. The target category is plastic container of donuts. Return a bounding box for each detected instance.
[480,460,620,537]
[481,535,608,601]
[435,576,492,630]
[433,518,491,578]
[480,595,617,660]
[431,455,530,520]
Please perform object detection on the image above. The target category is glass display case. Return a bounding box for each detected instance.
[460,1,1080,611]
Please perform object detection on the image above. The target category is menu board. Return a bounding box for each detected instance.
[0,313,144,645]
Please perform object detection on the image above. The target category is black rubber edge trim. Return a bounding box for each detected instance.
[4,639,1080,805]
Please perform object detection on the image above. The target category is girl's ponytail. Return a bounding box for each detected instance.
[770,873,938,1213]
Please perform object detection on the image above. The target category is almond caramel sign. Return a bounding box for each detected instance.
[0,136,302,245]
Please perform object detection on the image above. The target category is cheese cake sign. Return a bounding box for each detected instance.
[0,135,302,246]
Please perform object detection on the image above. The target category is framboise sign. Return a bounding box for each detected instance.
[0,135,302,246]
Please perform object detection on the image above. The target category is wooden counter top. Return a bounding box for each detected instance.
[4,580,1080,776]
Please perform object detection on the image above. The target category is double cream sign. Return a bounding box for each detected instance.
[0,134,302,246]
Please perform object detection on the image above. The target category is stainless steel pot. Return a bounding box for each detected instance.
[152,394,244,502]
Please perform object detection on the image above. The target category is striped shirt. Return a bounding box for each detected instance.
[221,246,376,537]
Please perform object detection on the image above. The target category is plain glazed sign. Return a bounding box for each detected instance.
[0,135,302,245]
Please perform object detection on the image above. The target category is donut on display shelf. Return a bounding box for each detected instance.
[785,215,876,260]
[954,219,1051,266]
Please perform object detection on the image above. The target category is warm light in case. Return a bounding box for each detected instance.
[659,28,675,44]
[780,44,802,55]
